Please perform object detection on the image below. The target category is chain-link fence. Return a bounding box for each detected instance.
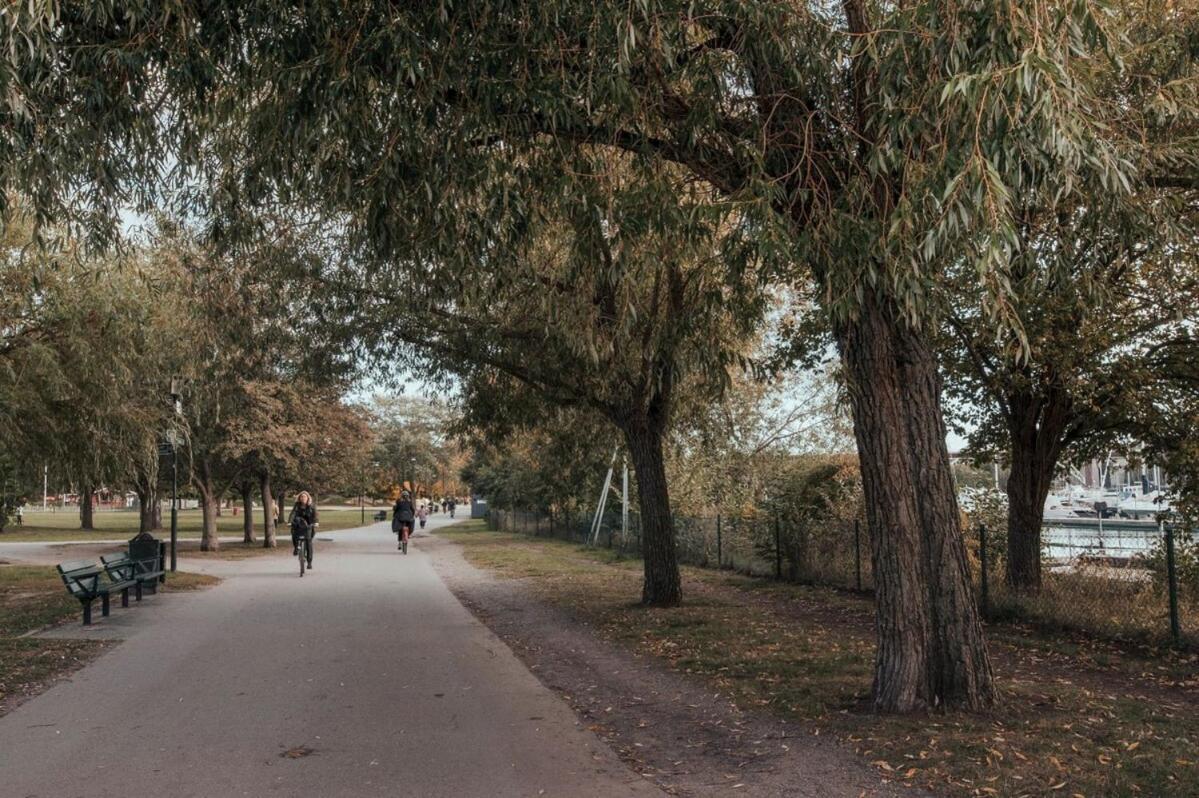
[978,519,1198,648]
[486,506,1197,649]
[487,506,874,590]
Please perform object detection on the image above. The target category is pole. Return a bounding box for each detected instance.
[590,448,618,546]
[1165,522,1182,646]
[42,464,48,510]
[170,439,178,572]
[978,523,988,619]
[716,513,722,569]
[854,519,862,591]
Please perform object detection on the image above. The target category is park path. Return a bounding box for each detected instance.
[0,516,661,798]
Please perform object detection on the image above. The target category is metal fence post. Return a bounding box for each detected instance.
[774,514,782,579]
[1165,523,1182,646]
[854,519,862,591]
[978,523,989,619]
[716,514,722,569]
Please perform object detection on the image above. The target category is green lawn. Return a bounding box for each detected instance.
[0,564,219,715]
[1,506,378,542]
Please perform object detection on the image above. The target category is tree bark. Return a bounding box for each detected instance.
[152,499,162,530]
[195,461,220,552]
[80,485,95,530]
[134,472,157,534]
[836,290,994,712]
[240,481,255,544]
[261,471,276,548]
[1004,394,1069,591]
[622,415,682,607]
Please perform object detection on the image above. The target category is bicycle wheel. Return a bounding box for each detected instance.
[299,540,306,576]
[402,536,408,555]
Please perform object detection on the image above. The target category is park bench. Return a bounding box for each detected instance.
[100,553,164,600]
[56,559,138,625]
[374,510,387,521]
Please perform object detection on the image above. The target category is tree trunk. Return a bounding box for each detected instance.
[261,471,276,548]
[1004,396,1068,592]
[152,500,162,530]
[622,415,682,607]
[836,290,994,712]
[80,485,95,530]
[195,462,220,552]
[240,481,255,544]
[134,475,157,534]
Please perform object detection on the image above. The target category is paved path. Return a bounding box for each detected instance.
[0,517,660,797]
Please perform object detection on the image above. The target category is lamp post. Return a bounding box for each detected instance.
[169,379,182,572]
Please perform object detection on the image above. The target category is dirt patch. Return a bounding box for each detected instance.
[425,534,907,797]
[0,638,109,718]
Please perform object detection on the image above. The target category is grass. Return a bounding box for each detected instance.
[0,564,219,716]
[0,506,375,542]
[986,564,1199,650]
[441,522,1199,798]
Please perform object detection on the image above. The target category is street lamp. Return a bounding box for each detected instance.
[168,378,183,572]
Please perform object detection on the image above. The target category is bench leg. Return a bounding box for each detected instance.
[121,587,130,608]
[135,582,143,601]
[102,594,111,617]
[82,601,93,626]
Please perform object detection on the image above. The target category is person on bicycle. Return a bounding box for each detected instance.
[289,491,319,570]
[392,490,416,550]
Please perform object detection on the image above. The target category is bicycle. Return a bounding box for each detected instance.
[296,522,317,576]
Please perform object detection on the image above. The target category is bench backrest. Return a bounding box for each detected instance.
[57,560,103,597]
[100,553,136,581]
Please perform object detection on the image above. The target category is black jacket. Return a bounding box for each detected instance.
[393,499,416,524]
[289,503,318,534]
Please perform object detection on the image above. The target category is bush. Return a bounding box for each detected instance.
[1138,530,1199,598]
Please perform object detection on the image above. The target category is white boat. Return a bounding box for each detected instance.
[1116,487,1173,519]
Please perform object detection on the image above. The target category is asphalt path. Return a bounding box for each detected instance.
[0,516,660,798]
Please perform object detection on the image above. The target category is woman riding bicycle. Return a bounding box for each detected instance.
[392,490,416,551]
[289,491,319,570]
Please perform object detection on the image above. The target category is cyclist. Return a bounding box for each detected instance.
[289,491,319,570]
[392,490,416,551]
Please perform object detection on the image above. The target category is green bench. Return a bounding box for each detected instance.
[101,552,164,594]
[374,510,387,522]
[56,559,139,625]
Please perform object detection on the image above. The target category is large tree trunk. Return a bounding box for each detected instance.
[1004,395,1068,592]
[240,481,255,544]
[134,473,157,534]
[195,462,220,552]
[622,414,681,607]
[80,484,95,530]
[261,471,276,548]
[836,291,994,712]
[152,500,162,530]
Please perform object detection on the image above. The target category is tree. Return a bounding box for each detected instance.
[7,0,1199,710]
[940,5,1199,591]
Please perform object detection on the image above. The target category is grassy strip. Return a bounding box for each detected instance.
[0,564,219,716]
[0,507,375,542]
[441,522,1199,798]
